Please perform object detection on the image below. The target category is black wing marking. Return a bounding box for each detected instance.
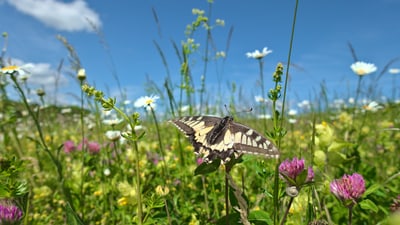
[169,116,280,162]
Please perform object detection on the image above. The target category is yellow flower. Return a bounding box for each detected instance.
[155,185,170,196]
[117,181,136,198]
[94,190,103,196]
[338,112,352,124]
[117,197,128,206]
[314,150,327,167]
[315,121,334,148]
[289,194,307,214]
[189,214,200,225]
[45,135,52,144]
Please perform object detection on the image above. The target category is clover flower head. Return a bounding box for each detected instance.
[0,204,23,224]
[63,140,76,154]
[87,141,101,154]
[350,61,377,76]
[330,173,365,207]
[306,166,314,183]
[279,157,305,180]
[279,157,314,187]
[246,47,272,59]
[77,139,101,154]
[390,195,400,213]
[134,95,159,111]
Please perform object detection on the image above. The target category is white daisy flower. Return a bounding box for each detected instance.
[388,68,400,74]
[362,101,383,112]
[350,61,377,76]
[103,118,123,126]
[105,130,121,141]
[246,47,272,59]
[103,168,111,176]
[134,95,159,110]
[288,109,298,116]
[1,65,30,76]
[77,68,86,80]
[255,95,267,103]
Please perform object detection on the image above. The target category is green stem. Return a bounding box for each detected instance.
[280,197,294,225]
[79,79,86,220]
[225,167,230,225]
[150,106,168,178]
[354,75,363,107]
[275,0,299,224]
[348,206,353,225]
[133,139,143,225]
[258,59,267,132]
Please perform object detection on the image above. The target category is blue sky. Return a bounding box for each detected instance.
[1,0,400,111]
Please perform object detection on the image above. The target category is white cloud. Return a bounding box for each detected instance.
[6,0,101,32]
[12,58,69,88]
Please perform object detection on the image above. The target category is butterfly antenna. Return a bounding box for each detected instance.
[224,104,253,118]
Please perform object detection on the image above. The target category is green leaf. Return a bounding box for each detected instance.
[249,210,273,225]
[363,183,381,196]
[194,159,221,175]
[359,199,379,212]
[66,203,85,225]
[215,212,241,225]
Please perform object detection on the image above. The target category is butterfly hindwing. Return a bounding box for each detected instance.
[229,121,279,156]
[170,115,279,163]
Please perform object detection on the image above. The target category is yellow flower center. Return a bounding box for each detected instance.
[355,69,366,75]
[145,99,153,105]
[1,65,19,71]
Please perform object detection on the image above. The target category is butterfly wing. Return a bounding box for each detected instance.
[169,116,235,162]
[229,121,280,158]
[170,116,280,162]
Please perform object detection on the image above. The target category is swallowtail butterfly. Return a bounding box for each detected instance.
[170,116,280,163]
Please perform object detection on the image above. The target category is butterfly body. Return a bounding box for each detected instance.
[170,116,280,163]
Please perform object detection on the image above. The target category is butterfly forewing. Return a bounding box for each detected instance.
[169,116,279,163]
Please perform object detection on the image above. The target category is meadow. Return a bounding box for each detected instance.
[1,1,400,225]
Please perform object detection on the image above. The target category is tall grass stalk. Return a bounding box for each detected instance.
[273,0,299,224]
[8,71,75,212]
[149,106,168,178]
[258,59,267,132]
[81,84,144,224]
[77,75,87,220]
